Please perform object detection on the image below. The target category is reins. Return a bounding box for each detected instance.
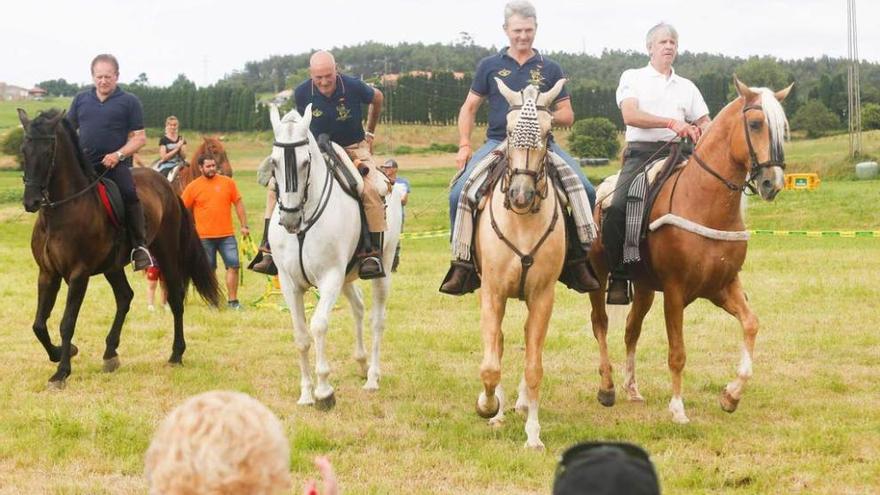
[23,132,109,210]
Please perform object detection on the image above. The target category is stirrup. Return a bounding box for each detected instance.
[131,246,155,271]
[439,260,480,295]
[606,277,632,305]
[249,252,276,275]
[358,255,386,280]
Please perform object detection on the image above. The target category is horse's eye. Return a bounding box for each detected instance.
[748,120,763,131]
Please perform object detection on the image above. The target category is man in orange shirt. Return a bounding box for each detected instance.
[182,155,250,310]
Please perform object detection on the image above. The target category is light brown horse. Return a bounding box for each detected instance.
[171,136,233,193]
[588,77,792,423]
[473,78,566,449]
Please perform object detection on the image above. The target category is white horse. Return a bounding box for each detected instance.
[266,104,401,409]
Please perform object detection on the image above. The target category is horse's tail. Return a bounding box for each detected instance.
[177,198,221,307]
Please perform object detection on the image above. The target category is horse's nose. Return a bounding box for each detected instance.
[22,192,41,212]
[279,213,300,234]
[761,179,780,201]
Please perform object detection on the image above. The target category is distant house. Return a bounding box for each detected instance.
[380,71,465,87]
[0,82,30,101]
[271,89,292,104]
[28,86,48,100]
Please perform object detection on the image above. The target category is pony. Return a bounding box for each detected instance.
[588,77,792,423]
[170,136,233,193]
[17,109,221,389]
[472,78,568,449]
[265,104,401,409]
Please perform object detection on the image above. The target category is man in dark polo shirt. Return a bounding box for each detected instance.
[67,53,152,270]
[440,0,597,294]
[251,50,389,279]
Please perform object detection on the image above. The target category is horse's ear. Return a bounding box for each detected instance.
[495,77,519,105]
[775,82,794,102]
[48,110,66,127]
[537,78,566,107]
[301,104,313,130]
[733,74,757,101]
[269,104,281,130]
[17,108,30,129]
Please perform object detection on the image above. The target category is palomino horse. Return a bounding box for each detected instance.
[588,77,792,423]
[265,104,401,409]
[18,109,221,389]
[473,79,567,449]
[170,136,233,193]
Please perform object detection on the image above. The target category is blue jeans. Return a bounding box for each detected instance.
[448,140,596,226]
[201,236,240,270]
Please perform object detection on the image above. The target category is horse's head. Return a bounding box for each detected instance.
[17,109,65,212]
[198,137,233,177]
[269,103,314,234]
[732,76,793,201]
[496,77,565,211]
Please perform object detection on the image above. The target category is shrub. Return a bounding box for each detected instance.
[862,103,880,131]
[567,117,620,159]
[791,100,840,138]
[1,127,24,169]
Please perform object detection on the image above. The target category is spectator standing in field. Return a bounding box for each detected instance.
[181,154,250,310]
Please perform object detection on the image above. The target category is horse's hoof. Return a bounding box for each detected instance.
[362,381,379,392]
[102,356,120,373]
[314,392,336,411]
[476,397,500,419]
[47,379,66,391]
[524,440,545,451]
[597,388,616,407]
[720,390,741,413]
[167,355,183,367]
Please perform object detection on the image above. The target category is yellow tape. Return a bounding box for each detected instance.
[402,229,880,240]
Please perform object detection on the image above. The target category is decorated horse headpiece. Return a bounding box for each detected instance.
[511,94,542,150]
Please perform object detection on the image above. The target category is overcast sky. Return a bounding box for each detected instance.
[2,0,877,88]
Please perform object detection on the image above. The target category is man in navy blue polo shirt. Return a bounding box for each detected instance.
[67,54,152,271]
[440,0,597,295]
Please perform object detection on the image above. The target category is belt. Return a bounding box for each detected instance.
[626,141,693,154]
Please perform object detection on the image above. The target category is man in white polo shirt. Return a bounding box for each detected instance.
[604,22,710,305]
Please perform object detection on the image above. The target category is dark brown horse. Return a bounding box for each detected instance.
[170,136,233,194]
[588,77,792,423]
[18,109,221,389]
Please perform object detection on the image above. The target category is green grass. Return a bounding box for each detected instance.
[0,162,878,493]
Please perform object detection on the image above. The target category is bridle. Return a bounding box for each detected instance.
[272,136,333,235]
[500,102,551,213]
[22,129,107,209]
[692,103,785,195]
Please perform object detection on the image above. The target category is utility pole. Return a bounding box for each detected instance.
[385,56,393,156]
[846,0,862,157]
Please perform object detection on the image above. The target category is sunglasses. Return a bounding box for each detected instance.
[555,441,657,482]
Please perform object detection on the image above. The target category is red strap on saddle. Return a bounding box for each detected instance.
[96,182,121,228]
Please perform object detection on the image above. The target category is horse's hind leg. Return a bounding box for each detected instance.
[342,283,367,379]
[710,276,758,413]
[623,283,655,403]
[48,274,90,389]
[363,276,391,391]
[101,269,134,372]
[32,270,69,362]
[476,291,506,425]
[164,268,187,365]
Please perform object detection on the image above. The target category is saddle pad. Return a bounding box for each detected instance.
[97,178,124,228]
[328,142,364,196]
[597,157,684,210]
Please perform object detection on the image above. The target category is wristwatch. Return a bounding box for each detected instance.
[115,151,126,161]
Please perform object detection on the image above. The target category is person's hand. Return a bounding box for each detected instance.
[667,119,701,142]
[102,153,121,169]
[455,144,471,170]
[240,225,250,237]
[303,456,338,495]
[364,132,375,154]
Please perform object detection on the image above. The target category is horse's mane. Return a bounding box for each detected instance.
[32,109,96,180]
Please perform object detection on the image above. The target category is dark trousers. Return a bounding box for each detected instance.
[94,161,139,204]
[602,143,676,279]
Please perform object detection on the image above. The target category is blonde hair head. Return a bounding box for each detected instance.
[145,390,292,495]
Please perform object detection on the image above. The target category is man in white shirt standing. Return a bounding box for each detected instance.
[605,23,710,304]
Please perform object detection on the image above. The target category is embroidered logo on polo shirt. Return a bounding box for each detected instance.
[529,68,545,86]
[336,104,350,121]
[312,109,324,118]
[497,69,512,78]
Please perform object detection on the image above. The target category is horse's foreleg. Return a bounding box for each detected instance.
[33,270,65,362]
[521,290,553,450]
[589,288,615,407]
[341,283,367,379]
[48,275,90,389]
[476,291,506,425]
[101,269,133,372]
[281,276,314,406]
[711,277,758,413]
[623,284,655,403]
[663,289,689,423]
[364,276,391,391]
[311,283,342,409]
